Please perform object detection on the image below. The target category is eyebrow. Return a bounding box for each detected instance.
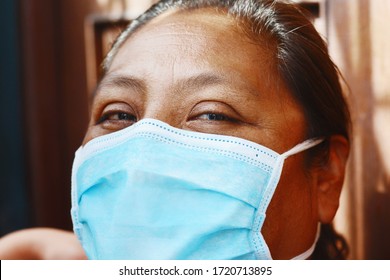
[94,75,147,97]
[177,73,226,91]
[94,72,260,98]
[178,73,262,98]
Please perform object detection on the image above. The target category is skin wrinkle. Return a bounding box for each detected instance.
[99,73,264,99]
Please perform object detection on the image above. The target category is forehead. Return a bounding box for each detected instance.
[108,8,278,87]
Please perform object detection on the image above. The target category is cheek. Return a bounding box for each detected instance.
[261,154,317,259]
[82,126,106,146]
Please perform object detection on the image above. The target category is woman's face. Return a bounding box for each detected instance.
[84,9,319,259]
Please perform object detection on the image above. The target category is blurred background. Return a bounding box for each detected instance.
[0,0,389,259]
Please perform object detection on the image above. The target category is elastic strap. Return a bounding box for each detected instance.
[281,138,324,159]
[291,223,321,260]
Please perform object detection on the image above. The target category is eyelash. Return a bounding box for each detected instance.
[98,112,233,123]
[97,111,137,124]
[195,112,236,122]
[95,104,239,133]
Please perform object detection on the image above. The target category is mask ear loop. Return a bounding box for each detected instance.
[251,138,324,260]
[281,138,324,159]
[291,223,321,260]
[282,138,324,260]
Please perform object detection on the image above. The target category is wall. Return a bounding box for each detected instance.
[329,0,390,259]
[0,0,30,235]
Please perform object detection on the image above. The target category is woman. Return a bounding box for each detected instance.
[0,0,350,260]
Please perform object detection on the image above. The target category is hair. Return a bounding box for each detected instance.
[102,0,351,259]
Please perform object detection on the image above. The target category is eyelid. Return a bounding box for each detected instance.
[188,101,243,123]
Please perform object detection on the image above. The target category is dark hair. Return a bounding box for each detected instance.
[103,0,351,259]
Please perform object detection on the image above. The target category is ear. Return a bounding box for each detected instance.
[316,135,350,223]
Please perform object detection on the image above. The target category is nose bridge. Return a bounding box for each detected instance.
[142,88,184,128]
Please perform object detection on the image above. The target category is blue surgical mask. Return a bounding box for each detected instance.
[71,118,322,260]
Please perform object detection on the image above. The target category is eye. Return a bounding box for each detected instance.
[96,102,138,130]
[98,112,137,123]
[188,101,243,128]
[196,113,233,122]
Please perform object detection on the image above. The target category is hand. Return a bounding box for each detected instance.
[0,228,87,260]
